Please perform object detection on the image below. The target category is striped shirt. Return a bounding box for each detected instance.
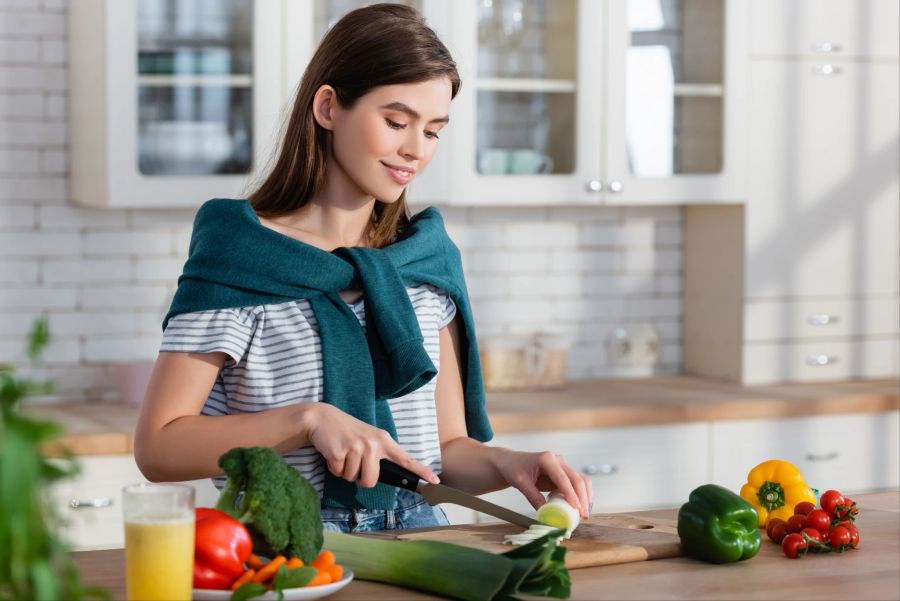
[159,284,457,497]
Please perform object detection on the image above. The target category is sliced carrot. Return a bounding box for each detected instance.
[305,567,332,587]
[230,569,256,591]
[285,557,305,569]
[328,564,343,582]
[310,549,336,570]
[252,555,286,584]
[246,553,267,570]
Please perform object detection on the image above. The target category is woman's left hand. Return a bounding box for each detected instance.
[493,449,594,519]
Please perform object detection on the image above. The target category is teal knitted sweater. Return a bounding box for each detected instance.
[163,198,493,510]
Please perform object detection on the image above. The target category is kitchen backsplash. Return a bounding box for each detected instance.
[0,0,683,403]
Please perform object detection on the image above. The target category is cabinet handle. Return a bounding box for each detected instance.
[812,64,842,76]
[582,464,617,476]
[811,42,842,53]
[805,451,839,462]
[806,354,837,366]
[69,497,113,510]
[807,314,839,326]
[586,180,603,193]
[607,180,624,193]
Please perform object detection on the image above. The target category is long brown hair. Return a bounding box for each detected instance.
[247,3,461,248]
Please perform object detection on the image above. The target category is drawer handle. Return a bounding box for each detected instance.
[811,41,842,53]
[69,497,113,510]
[806,354,837,366]
[807,314,839,326]
[805,451,839,462]
[582,464,617,476]
[812,64,842,76]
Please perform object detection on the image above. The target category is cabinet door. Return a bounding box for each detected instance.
[604,0,747,204]
[742,338,899,384]
[746,59,900,298]
[474,423,709,520]
[710,412,900,495]
[750,0,900,60]
[445,0,604,205]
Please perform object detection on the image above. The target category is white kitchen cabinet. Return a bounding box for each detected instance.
[750,0,900,60]
[69,0,285,208]
[710,411,900,495]
[473,422,710,521]
[46,454,222,551]
[443,0,748,206]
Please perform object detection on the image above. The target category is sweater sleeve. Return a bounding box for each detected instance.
[160,306,257,368]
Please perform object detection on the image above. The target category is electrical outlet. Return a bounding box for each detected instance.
[605,323,660,367]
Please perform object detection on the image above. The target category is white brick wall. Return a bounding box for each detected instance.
[0,1,684,403]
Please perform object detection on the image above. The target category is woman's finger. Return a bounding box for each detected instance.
[538,452,581,513]
[385,448,440,485]
[358,448,380,488]
[558,459,590,518]
[512,472,547,511]
[341,445,363,482]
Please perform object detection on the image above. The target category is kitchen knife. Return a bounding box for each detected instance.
[378,458,540,528]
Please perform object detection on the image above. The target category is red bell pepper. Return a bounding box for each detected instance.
[193,507,253,590]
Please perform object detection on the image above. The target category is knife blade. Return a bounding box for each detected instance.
[378,458,540,528]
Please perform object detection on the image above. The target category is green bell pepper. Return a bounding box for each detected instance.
[677,484,761,564]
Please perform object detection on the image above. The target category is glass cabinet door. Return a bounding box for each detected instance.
[474,0,578,177]
[136,0,254,176]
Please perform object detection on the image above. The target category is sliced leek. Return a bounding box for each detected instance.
[536,494,581,537]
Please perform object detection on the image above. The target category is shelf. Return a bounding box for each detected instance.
[475,77,577,93]
[672,83,723,97]
[137,74,253,88]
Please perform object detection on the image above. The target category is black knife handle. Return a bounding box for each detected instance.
[378,459,421,491]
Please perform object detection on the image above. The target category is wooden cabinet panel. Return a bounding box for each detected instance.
[710,411,900,494]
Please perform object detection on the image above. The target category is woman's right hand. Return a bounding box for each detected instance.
[305,402,440,489]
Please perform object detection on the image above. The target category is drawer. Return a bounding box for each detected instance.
[742,338,899,385]
[745,297,900,342]
[750,0,899,59]
[474,423,710,521]
[710,411,900,495]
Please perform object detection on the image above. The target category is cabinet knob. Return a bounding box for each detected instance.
[811,41,842,53]
[607,180,624,193]
[806,354,837,366]
[69,497,113,510]
[586,180,603,192]
[812,64,842,76]
[807,313,839,326]
[582,464,617,475]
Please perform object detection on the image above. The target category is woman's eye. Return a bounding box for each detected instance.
[386,118,440,140]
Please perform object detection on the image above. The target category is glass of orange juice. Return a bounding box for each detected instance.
[123,483,195,601]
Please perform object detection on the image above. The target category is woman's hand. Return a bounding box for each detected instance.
[305,402,440,489]
[493,449,594,519]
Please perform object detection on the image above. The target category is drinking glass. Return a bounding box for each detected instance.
[123,483,195,601]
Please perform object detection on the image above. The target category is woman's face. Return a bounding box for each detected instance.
[324,78,452,203]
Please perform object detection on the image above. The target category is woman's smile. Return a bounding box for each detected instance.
[381,161,413,184]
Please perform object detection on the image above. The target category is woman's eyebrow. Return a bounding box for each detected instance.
[380,101,450,124]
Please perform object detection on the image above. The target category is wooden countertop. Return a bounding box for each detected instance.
[72,490,900,600]
[24,377,900,456]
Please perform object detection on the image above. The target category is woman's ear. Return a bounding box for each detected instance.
[312,84,338,131]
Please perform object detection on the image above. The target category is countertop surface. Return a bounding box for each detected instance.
[24,377,900,456]
[73,490,900,600]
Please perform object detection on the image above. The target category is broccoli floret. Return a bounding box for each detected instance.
[215,446,323,563]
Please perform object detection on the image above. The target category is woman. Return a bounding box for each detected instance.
[134,3,593,533]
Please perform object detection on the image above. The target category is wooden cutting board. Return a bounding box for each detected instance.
[395,513,684,569]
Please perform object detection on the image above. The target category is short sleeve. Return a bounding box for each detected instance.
[160,307,257,368]
[435,287,457,329]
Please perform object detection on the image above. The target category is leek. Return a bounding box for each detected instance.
[323,527,571,601]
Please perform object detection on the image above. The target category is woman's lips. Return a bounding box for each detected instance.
[381,162,412,184]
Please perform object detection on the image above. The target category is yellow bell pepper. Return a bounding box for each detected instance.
[739,459,816,528]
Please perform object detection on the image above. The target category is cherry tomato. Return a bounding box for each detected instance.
[805,508,832,533]
[846,523,860,548]
[801,527,825,551]
[793,501,816,516]
[766,517,786,540]
[782,532,808,558]
[785,514,807,534]
[835,496,859,520]
[769,520,788,544]
[828,525,852,551]
[820,489,845,517]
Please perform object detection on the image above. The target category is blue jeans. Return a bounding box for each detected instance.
[321,488,450,533]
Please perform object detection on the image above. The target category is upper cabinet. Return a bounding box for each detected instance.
[69,0,284,208]
[440,0,747,206]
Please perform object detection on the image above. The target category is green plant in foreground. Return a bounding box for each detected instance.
[0,317,109,601]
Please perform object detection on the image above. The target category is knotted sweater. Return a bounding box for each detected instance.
[162,198,493,509]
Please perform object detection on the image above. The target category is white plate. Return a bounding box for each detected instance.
[192,569,353,601]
